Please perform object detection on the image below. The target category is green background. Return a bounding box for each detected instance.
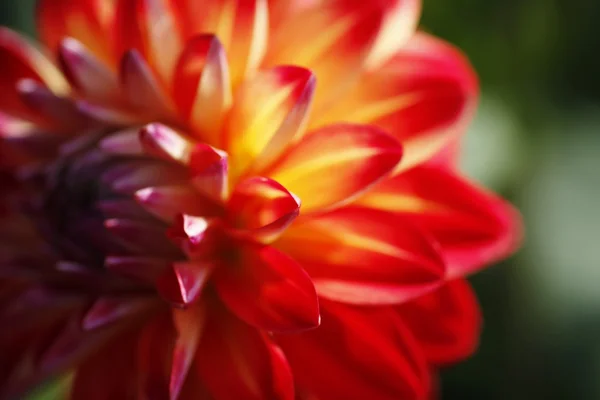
[2,0,599,398]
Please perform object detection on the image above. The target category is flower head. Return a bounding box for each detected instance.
[0,0,521,399]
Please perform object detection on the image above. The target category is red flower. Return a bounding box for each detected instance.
[0,0,521,399]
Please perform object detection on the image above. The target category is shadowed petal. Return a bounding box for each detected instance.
[189,143,229,202]
[0,28,69,121]
[276,300,430,400]
[357,165,522,277]
[196,307,295,400]
[214,242,320,332]
[276,207,445,305]
[397,279,481,364]
[135,185,222,222]
[156,261,215,306]
[267,124,402,213]
[228,177,300,243]
[172,35,231,145]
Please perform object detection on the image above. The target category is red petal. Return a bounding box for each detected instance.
[58,38,120,102]
[196,307,295,400]
[357,165,522,277]
[0,28,68,121]
[313,32,478,171]
[397,279,482,365]
[228,177,300,243]
[266,124,402,213]
[156,261,215,306]
[276,300,431,400]
[172,35,231,145]
[178,0,269,87]
[224,66,315,179]
[37,0,116,65]
[170,302,206,400]
[82,297,151,331]
[114,0,184,80]
[276,207,445,305]
[136,313,175,398]
[263,1,386,112]
[189,143,229,202]
[213,242,320,332]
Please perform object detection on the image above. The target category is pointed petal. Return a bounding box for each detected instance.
[357,166,522,277]
[156,261,215,306]
[0,28,69,121]
[267,124,402,213]
[196,307,295,400]
[276,207,445,305]
[172,35,231,144]
[214,242,320,332]
[228,177,300,243]
[105,256,169,284]
[135,185,222,222]
[114,0,184,80]
[36,0,116,64]
[189,144,229,202]
[170,302,206,400]
[179,0,269,87]
[276,300,431,400]
[99,128,144,155]
[104,218,182,258]
[263,1,385,112]
[120,50,175,118]
[313,32,478,171]
[225,66,315,178]
[139,123,195,164]
[107,161,189,194]
[397,279,481,365]
[82,297,151,331]
[58,38,120,102]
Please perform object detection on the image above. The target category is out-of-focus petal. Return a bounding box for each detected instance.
[172,35,231,145]
[277,300,430,400]
[213,242,320,332]
[196,306,294,400]
[0,28,69,121]
[135,185,222,222]
[397,279,481,365]
[263,1,385,112]
[70,329,139,400]
[139,123,194,164]
[266,124,402,213]
[312,32,478,171]
[178,0,269,87]
[224,66,315,179]
[136,313,174,398]
[357,165,522,277]
[114,0,184,81]
[276,207,445,305]
[228,177,300,243]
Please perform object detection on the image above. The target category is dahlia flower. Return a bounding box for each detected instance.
[0,0,520,399]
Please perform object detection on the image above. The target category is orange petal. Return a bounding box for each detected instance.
[266,124,402,213]
[178,0,269,87]
[114,0,184,81]
[0,28,69,121]
[196,306,295,400]
[356,165,522,277]
[276,300,431,400]
[36,0,116,65]
[172,35,231,145]
[312,32,478,171]
[263,1,385,112]
[276,207,445,305]
[228,177,300,244]
[397,279,481,365]
[224,66,315,179]
[213,242,320,332]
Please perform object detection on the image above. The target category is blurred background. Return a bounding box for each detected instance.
[1,0,598,399]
